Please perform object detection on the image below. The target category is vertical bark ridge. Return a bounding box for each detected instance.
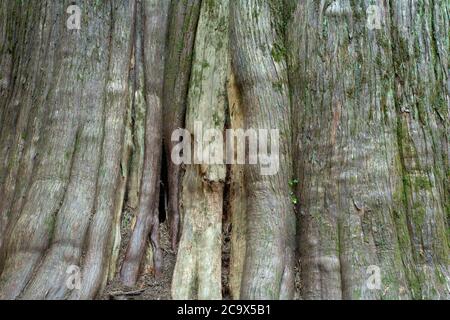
[20,1,114,299]
[125,6,146,213]
[287,0,449,299]
[108,86,133,282]
[230,0,296,299]
[70,0,136,299]
[389,0,450,299]
[0,0,55,265]
[0,0,94,299]
[163,0,202,251]
[0,0,448,301]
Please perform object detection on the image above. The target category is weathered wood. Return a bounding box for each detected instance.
[0,0,126,299]
[172,0,229,300]
[0,0,448,301]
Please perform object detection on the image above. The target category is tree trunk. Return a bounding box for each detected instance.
[0,0,134,299]
[230,0,296,299]
[287,0,449,300]
[162,0,202,251]
[0,0,448,300]
[120,0,169,287]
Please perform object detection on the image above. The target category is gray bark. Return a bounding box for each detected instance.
[287,0,449,300]
[0,0,448,300]
[120,0,169,287]
[230,0,296,299]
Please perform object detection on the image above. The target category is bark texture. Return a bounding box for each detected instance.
[0,0,448,300]
[230,0,296,299]
[171,0,229,300]
[0,0,135,299]
[227,70,247,300]
[287,0,449,300]
[120,0,169,287]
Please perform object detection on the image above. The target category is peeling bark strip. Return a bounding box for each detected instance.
[171,0,229,300]
[120,0,169,288]
[163,0,202,251]
[226,70,247,300]
[230,0,296,300]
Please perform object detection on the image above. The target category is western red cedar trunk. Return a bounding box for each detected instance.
[0,0,135,299]
[230,0,296,299]
[0,0,448,300]
[287,0,449,300]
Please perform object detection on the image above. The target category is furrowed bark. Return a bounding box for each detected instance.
[21,2,116,299]
[163,0,202,251]
[70,0,135,299]
[286,0,449,299]
[390,0,450,299]
[171,0,229,300]
[0,0,14,159]
[230,0,296,299]
[0,1,7,101]
[120,0,169,287]
[0,0,54,268]
[0,0,111,299]
[0,0,448,301]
